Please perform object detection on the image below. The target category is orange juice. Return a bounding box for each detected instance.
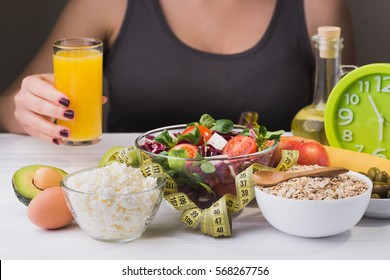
[53,40,102,145]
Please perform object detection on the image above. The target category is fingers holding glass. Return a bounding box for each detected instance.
[15,109,71,144]
[21,74,71,108]
[14,74,74,143]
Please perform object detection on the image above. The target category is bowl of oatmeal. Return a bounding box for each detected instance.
[61,162,166,242]
[254,165,372,238]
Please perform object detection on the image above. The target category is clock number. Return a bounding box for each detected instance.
[344,93,359,105]
[375,76,381,92]
[383,77,390,92]
[354,145,364,152]
[338,108,353,125]
[373,148,387,159]
[342,130,353,142]
[375,75,390,93]
[358,80,370,92]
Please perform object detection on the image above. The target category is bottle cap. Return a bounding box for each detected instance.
[318,26,341,58]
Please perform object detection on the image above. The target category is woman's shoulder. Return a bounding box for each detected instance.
[58,0,128,48]
[304,0,356,64]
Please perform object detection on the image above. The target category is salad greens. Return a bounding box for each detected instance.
[152,113,284,153]
[199,114,234,134]
[139,113,284,209]
[241,127,285,151]
[153,126,202,149]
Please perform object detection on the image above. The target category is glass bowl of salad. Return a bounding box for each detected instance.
[135,114,282,209]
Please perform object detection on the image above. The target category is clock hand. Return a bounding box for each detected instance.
[368,94,384,143]
[368,95,382,119]
[379,114,384,142]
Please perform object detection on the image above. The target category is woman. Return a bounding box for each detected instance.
[0,0,355,144]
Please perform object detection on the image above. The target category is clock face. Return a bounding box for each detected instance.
[325,63,390,159]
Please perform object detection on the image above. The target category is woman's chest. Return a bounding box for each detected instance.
[157,0,277,55]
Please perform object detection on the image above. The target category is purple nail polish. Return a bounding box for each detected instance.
[53,139,59,145]
[60,129,69,138]
[64,110,74,119]
[59,97,70,107]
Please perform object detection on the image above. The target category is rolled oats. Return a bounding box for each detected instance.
[259,165,368,200]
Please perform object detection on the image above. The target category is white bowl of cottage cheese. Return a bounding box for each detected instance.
[254,165,372,238]
[61,162,166,242]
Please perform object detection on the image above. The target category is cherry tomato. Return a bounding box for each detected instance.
[170,143,199,158]
[222,135,258,157]
[182,125,212,145]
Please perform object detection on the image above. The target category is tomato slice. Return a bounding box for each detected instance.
[222,135,258,157]
[182,125,212,145]
[170,143,199,158]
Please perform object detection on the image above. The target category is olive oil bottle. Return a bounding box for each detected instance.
[291,26,343,145]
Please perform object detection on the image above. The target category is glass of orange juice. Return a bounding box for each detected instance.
[53,38,103,146]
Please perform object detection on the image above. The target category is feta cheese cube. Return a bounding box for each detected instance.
[207,133,228,150]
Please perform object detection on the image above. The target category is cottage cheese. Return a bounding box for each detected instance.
[64,162,162,240]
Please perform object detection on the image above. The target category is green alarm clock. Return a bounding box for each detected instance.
[325,63,390,159]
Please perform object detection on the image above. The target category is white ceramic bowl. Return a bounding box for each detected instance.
[255,171,372,238]
[365,199,390,219]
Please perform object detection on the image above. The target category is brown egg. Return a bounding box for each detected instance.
[32,167,63,190]
[28,187,73,229]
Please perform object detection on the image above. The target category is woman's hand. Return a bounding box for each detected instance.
[14,74,74,144]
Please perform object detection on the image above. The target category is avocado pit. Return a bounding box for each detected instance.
[32,167,63,190]
[12,165,67,206]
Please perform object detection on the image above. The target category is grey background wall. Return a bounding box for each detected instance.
[0,0,389,94]
[0,0,67,94]
[348,0,390,65]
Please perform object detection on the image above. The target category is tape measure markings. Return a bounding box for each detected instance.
[104,146,299,238]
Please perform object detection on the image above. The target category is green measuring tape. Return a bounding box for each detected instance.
[100,147,298,237]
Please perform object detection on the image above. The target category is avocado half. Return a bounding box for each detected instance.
[12,165,67,206]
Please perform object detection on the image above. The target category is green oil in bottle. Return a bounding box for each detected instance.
[291,105,327,144]
[291,26,343,145]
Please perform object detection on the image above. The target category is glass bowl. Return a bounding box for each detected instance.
[135,124,278,209]
[61,166,166,242]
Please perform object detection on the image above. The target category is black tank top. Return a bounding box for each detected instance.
[104,0,314,132]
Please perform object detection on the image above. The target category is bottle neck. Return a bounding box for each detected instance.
[311,35,343,110]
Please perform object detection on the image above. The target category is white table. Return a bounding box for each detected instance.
[1,133,390,260]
